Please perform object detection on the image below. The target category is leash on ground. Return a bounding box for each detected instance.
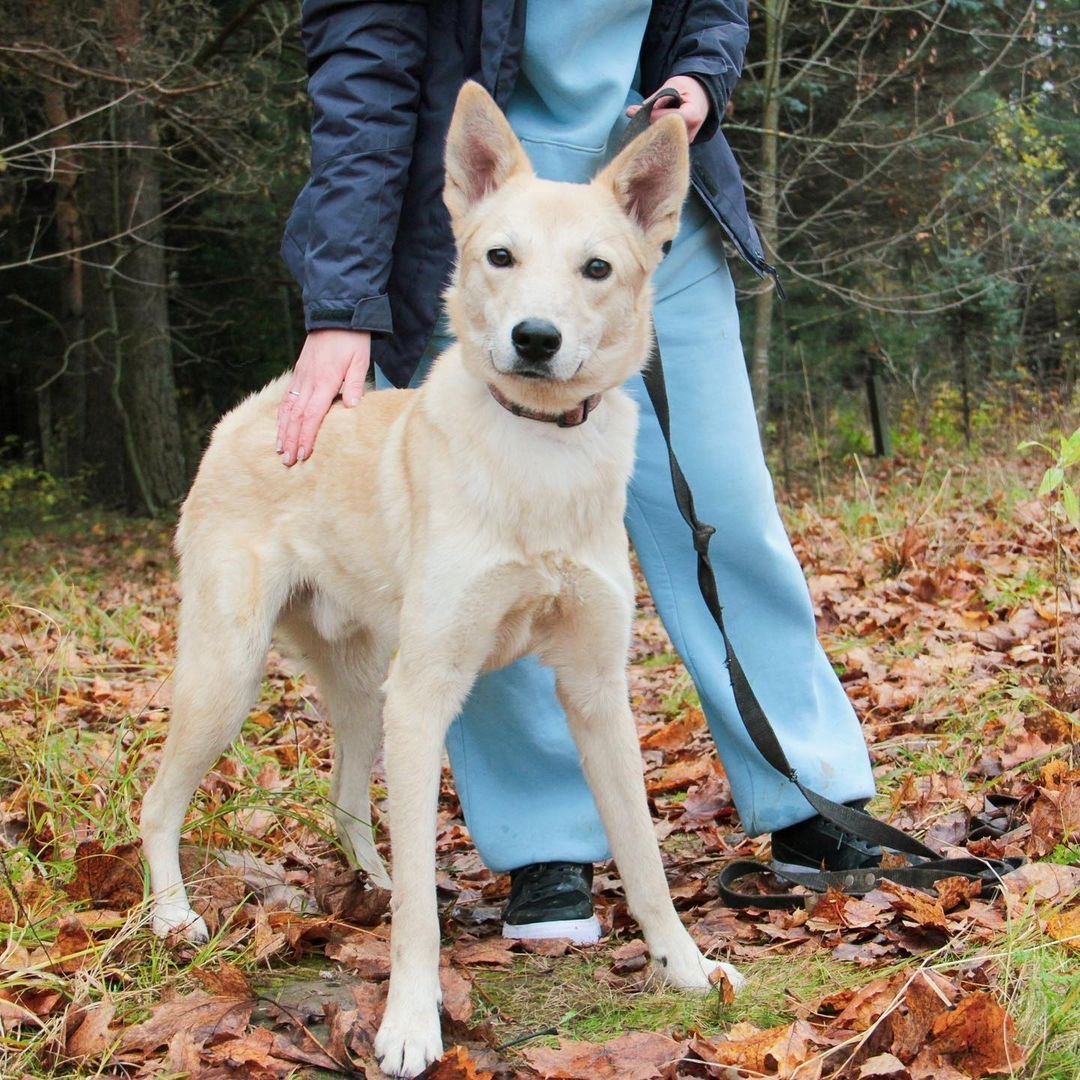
[619,92,1022,908]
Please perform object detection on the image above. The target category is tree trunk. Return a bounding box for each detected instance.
[749,0,785,431]
[35,10,88,479]
[107,0,187,513]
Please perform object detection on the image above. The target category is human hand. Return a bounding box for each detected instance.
[626,75,710,143]
[276,329,370,466]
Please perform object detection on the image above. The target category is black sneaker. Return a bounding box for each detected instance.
[770,801,882,873]
[502,862,601,944]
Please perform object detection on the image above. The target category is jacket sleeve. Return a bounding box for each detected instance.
[668,0,749,144]
[285,1,429,334]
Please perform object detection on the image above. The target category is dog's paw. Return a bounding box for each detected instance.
[151,903,209,944]
[374,1005,443,1078]
[655,948,745,995]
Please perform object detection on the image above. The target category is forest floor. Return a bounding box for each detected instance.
[0,443,1077,1079]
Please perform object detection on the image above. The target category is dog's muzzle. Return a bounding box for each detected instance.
[511,319,562,377]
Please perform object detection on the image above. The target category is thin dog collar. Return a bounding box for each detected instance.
[488,384,602,428]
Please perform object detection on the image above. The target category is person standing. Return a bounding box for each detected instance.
[277,0,881,943]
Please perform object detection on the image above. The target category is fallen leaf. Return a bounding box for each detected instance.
[423,1043,494,1079]
[858,1053,911,1078]
[451,938,516,967]
[64,840,143,910]
[1044,906,1080,952]
[439,964,475,1024]
[610,940,649,974]
[65,998,117,1062]
[119,991,254,1059]
[312,862,391,925]
[933,876,983,913]
[191,962,253,998]
[50,917,95,974]
[523,1031,688,1079]
[880,880,949,932]
[696,1020,819,1075]
[324,934,391,980]
[1002,863,1080,907]
[928,992,1027,1075]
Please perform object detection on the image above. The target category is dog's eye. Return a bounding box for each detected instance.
[487,247,514,268]
[583,258,612,280]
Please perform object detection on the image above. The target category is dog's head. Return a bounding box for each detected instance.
[442,82,690,412]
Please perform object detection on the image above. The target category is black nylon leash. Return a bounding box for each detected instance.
[619,92,1021,907]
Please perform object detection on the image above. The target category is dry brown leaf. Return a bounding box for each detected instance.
[312,862,392,925]
[50,917,95,974]
[1044,906,1080,952]
[933,876,984,913]
[451,938,516,967]
[522,1031,688,1079]
[65,998,117,1062]
[880,880,949,931]
[324,934,391,980]
[1027,784,1080,858]
[1002,862,1080,907]
[422,1044,495,1079]
[0,985,64,1024]
[118,991,254,1059]
[64,840,143,910]
[638,709,704,751]
[610,940,649,974]
[857,1053,911,1078]
[707,962,739,1005]
[190,962,254,998]
[347,981,388,1049]
[439,964,475,1024]
[928,992,1027,1075]
[202,1025,344,1074]
[646,757,713,795]
[697,1020,819,1075]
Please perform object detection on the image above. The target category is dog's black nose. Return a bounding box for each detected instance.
[511,319,562,363]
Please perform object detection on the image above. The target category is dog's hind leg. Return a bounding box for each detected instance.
[141,555,280,942]
[277,612,392,889]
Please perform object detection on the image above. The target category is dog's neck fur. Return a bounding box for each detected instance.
[417,346,639,547]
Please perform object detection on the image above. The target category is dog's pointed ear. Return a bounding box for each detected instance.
[444,82,532,222]
[597,114,690,248]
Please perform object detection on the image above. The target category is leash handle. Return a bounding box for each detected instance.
[618,86,683,151]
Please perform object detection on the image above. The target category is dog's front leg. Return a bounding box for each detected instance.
[547,593,744,994]
[373,652,474,1078]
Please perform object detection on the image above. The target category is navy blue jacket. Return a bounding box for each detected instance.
[281,0,771,388]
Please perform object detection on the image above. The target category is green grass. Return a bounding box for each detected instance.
[475,920,1080,1079]
[1,444,1076,1077]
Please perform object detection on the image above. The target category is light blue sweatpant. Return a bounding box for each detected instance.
[377,199,875,872]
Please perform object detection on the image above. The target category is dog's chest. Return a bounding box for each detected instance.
[480,552,625,672]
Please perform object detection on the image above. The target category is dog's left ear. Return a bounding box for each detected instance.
[444,81,532,223]
[597,114,690,249]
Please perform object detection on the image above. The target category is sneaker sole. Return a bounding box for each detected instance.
[502,915,602,945]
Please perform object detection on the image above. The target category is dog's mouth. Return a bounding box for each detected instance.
[506,358,586,383]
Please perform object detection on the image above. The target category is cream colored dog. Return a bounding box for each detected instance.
[141,82,742,1078]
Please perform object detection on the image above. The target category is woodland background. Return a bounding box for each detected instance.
[0,0,1078,514]
[1,4,1079,1079]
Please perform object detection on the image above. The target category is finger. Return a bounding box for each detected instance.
[295,381,339,462]
[341,354,368,407]
[276,385,302,453]
[281,384,313,466]
[625,103,641,118]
